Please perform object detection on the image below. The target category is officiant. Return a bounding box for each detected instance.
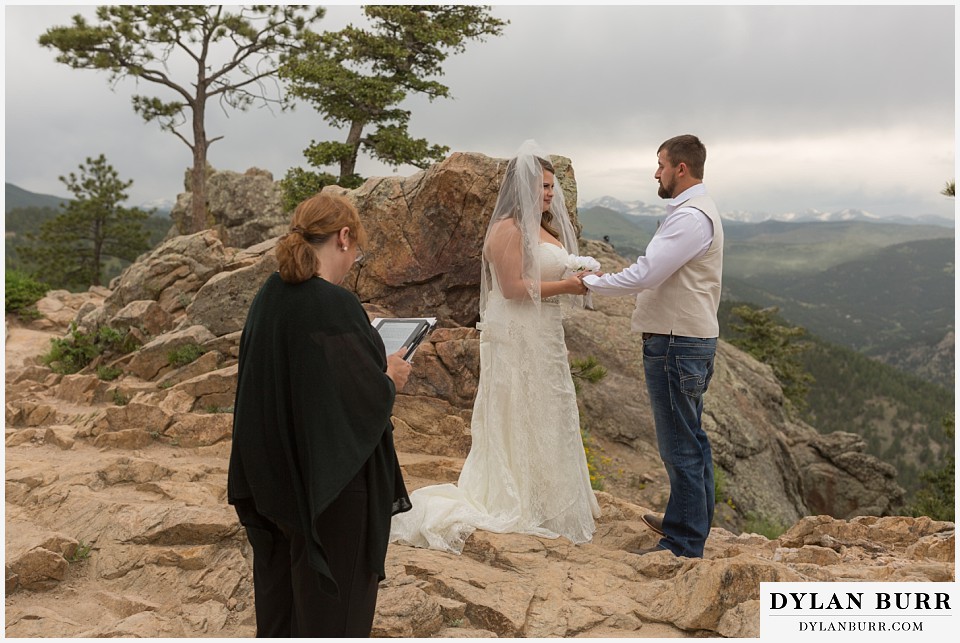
[227,192,413,637]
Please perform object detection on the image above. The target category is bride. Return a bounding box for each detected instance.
[390,140,601,553]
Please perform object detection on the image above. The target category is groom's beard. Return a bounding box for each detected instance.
[657,181,672,199]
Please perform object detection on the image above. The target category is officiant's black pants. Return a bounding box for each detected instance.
[236,465,379,637]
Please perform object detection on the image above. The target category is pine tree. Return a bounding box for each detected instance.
[910,413,955,521]
[39,5,324,233]
[17,155,150,290]
[279,5,506,202]
[729,304,814,411]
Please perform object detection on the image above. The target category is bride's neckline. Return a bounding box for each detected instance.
[539,241,563,248]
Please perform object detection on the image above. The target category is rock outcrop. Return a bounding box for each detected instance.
[169,167,288,248]
[5,153,946,638]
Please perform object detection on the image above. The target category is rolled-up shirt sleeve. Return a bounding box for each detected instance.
[583,209,714,295]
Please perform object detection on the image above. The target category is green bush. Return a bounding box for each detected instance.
[167,343,205,367]
[714,466,728,503]
[743,511,787,540]
[5,270,48,315]
[97,325,140,354]
[96,365,123,381]
[571,356,609,490]
[68,540,93,563]
[279,168,339,213]
[43,325,102,374]
[42,324,135,375]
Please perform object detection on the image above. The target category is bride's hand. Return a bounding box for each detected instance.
[562,274,588,295]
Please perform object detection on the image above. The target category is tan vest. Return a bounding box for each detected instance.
[631,194,724,337]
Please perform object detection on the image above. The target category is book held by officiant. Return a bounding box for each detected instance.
[371,317,437,361]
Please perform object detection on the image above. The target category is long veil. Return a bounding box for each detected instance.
[388,140,600,554]
[480,139,582,321]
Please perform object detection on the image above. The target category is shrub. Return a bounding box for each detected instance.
[570,356,609,491]
[96,325,139,354]
[5,270,48,316]
[68,540,93,563]
[279,168,339,213]
[581,427,609,491]
[42,324,135,375]
[204,405,234,414]
[96,365,123,381]
[743,511,787,540]
[570,356,608,394]
[714,466,729,503]
[42,325,102,374]
[167,343,205,367]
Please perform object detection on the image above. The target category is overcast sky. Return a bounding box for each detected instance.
[3,3,956,220]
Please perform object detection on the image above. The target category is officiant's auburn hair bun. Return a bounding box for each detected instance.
[276,193,368,284]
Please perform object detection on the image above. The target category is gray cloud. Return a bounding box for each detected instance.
[4,4,955,219]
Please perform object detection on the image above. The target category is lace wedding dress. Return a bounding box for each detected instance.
[389,242,601,554]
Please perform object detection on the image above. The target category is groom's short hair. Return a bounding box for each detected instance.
[659,135,706,179]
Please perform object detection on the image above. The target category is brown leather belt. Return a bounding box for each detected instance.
[642,332,669,341]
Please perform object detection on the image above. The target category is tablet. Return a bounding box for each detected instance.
[371,317,437,361]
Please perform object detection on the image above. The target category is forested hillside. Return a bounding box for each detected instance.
[5,202,173,279]
[4,182,69,212]
[718,301,953,498]
[722,219,953,278]
[579,207,955,387]
[726,238,954,387]
[797,337,953,495]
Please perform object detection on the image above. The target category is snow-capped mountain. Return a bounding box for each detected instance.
[580,196,666,218]
[579,197,954,227]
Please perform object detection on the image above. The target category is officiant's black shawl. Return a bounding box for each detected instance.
[228,272,410,597]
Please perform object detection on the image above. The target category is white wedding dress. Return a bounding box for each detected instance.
[389,242,601,553]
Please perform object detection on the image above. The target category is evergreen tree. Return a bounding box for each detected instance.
[910,413,955,521]
[279,5,506,201]
[728,304,814,411]
[39,5,324,233]
[17,155,150,290]
[4,205,61,271]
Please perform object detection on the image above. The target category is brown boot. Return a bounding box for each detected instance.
[641,513,664,536]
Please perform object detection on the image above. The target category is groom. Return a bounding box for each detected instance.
[583,134,723,558]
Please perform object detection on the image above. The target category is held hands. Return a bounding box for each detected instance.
[562,271,604,295]
[386,348,413,392]
[560,273,588,295]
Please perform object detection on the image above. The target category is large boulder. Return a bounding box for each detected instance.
[325,152,580,326]
[170,168,288,247]
[101,230,234,326]
[183,239,279,338]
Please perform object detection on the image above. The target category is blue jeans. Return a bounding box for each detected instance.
[642,334,717,558]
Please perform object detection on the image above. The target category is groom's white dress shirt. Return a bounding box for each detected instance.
[583,184,714,295]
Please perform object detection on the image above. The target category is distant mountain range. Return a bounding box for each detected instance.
[5,183,70,212]
[4,183,173,214]
[578,202,955,388]
[579,195,955,228]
